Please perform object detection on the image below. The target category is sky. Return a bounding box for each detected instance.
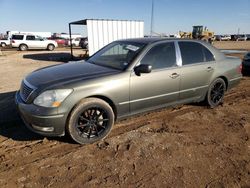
[0,0,250,36]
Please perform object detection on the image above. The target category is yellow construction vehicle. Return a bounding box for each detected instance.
[179,31,192,39]
[179,26,215,43]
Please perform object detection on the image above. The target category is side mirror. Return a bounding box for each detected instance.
[134,64,152,76]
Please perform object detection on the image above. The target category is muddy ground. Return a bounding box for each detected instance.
[0,43,250,188]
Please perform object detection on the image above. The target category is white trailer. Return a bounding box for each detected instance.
[69,19,144,56]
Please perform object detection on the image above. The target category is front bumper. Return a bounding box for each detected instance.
[15,91,66,136]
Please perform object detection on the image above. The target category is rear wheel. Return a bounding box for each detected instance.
[47,44,55,51]
[67,98,114,144]
[19,44,28,51]
[1,43,6,47]
[206,78,226,108]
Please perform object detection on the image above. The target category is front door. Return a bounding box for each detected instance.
[130,42,180,114]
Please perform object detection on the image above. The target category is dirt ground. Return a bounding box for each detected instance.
[0,43,250,188]
[213,41,250,50]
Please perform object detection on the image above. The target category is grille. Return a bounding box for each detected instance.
[20,80,35,102]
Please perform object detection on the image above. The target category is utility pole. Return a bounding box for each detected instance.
[237,28,240,35]
[150,0,154,37]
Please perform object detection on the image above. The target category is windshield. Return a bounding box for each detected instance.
[88,41,146,70]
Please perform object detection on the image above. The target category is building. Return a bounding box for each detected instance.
[69,19,144,56]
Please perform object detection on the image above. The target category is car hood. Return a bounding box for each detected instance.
[25,61,120,88]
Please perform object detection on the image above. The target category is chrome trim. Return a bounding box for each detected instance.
[20,79,37,102]
[32,125,54,132]
[119,85,208,105]
[174,41,182,67]
[179,85,208,93]
[229,77,242,82]
[23,79,36,90]
[31,114,64,119]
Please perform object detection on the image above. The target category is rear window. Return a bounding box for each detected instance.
[203,47,215,62]
[179,42,215,65]
[12,35,24,40]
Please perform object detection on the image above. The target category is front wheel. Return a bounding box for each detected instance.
[206,78,226,108]
[67,98,114,144]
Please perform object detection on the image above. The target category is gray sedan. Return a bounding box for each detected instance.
[15,38,242,144]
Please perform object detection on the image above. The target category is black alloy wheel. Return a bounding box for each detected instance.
[76,107,109,139]
[207,78,226,108]
[67,98,114,144]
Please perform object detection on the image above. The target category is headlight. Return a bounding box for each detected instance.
[34,89,73,107]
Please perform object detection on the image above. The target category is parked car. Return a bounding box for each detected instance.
[246,34,250,41]
[221,35,231,41]
[15,38,242,144]
[242,52,250,75]
[0,38,11,47]
[11,34,58,51]
[68,38,80,47]
[236,35,247,41]
[215,35,231,41]
[48,37,68,46]
[79,37,88,49]
[215,35,222,41]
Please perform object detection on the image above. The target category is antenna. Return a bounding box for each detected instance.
[150,0,154,37]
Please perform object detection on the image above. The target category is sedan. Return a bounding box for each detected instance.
[242,52,250,75]
[15,38,242,144]
[48,37,68,46]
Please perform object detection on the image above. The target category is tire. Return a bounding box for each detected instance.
[202,38,208,42]
[47,44,55,51]
[206,78,226,108]
[19,44,28,51]
[1,43,6,47]
[67,98,114,144]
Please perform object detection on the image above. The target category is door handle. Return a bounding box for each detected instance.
[170,73,180,79]
[206,67,214,72]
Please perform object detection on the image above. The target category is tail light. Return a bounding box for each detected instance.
[237,63,242,74]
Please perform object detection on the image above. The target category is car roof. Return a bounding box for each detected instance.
[117,37,198,44]
[117,37,226,61]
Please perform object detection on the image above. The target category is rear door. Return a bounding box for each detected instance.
[129,42,180,114]
[177,41,216,100]
[26,35,36,48]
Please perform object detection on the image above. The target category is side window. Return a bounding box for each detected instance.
[203,47,215,62]
[140,42,176,70]
[12,35,24,40]
[179,42,215,65]
[35,36,43,41]
[179,42,204,65]
[26,35,35,40]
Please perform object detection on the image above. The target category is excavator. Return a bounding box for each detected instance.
[179,26,215,43]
